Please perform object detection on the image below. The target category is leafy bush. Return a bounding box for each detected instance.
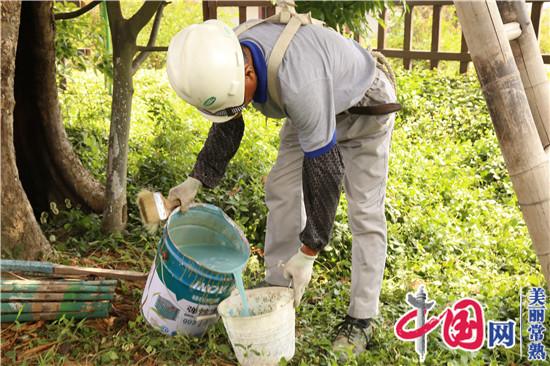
[54,1,112,86]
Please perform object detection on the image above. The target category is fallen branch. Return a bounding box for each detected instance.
[0,259,148,281]
[17,341,58,362]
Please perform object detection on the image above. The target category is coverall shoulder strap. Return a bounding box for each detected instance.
[234,10,319,36]
[233,1,324,109]
[266,15,304,108]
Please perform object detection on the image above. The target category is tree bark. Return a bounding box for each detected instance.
[101,1,163,233]
[101,5,135,232]
[13,1,106,215]
[1,1,51,259]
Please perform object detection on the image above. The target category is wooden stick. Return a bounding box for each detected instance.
[0,260,148,281]
[0,292,114,301]
[403,6,413,70]
[1,282,116,293]
[454,0,550,289]
[1,301,110,314]
[53,264,147,281]
[1,309,109,323]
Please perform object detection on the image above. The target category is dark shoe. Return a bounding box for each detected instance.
[332,315,374,357]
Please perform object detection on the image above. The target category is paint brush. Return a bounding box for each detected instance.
[136,189,180,232]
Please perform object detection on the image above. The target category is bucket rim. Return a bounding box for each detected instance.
[217,287,294,320]
[158,236,235,283]
[164,204,250,274]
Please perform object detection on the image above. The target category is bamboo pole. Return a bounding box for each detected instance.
[1,282,116,293]
[0,292,114,301]
[0,259,148,281]
[0,279,118,286]
[454,0,550,289]
[0,309,108,322]
[1,301,110,314]
[497,0,550,152]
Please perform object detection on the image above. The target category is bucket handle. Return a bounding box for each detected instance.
[195,313,219,322]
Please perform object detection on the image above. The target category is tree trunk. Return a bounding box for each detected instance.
[101,1,163,233]
[13,1,106,215]
[1,1,51,259]
[101,46,134,232]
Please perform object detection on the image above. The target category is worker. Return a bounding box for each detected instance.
[166,17,397,356]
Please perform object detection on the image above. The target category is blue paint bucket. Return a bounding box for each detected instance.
[141,204,249,336]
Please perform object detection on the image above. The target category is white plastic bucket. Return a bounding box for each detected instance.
[217,287,295,366]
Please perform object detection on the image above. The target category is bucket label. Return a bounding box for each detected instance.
[155,260,233,302]
[190,280,232,296]
[142,262,221,337]
[154,295,179,321]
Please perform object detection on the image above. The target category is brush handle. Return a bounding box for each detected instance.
[153,193,180,220]
[163,196,180,211]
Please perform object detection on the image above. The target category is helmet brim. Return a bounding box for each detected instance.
[198,109,240,123]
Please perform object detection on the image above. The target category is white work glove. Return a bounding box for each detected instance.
[168,177,202,212]
[283,249,317,308]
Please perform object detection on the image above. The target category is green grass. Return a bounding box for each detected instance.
[2,64,547,365]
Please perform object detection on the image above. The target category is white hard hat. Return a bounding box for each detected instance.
[166,20,245,123]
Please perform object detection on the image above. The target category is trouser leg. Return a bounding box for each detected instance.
[264,120,305,286]
[337,69,396,319]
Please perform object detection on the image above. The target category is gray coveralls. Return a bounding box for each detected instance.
[264,69,395,319]
[239,23,397,319]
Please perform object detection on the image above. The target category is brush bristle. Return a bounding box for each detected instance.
[137,190,161,232]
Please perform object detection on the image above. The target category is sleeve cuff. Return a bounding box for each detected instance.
[303,132,337,159]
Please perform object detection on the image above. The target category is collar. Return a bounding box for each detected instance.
[240,40,267,104]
